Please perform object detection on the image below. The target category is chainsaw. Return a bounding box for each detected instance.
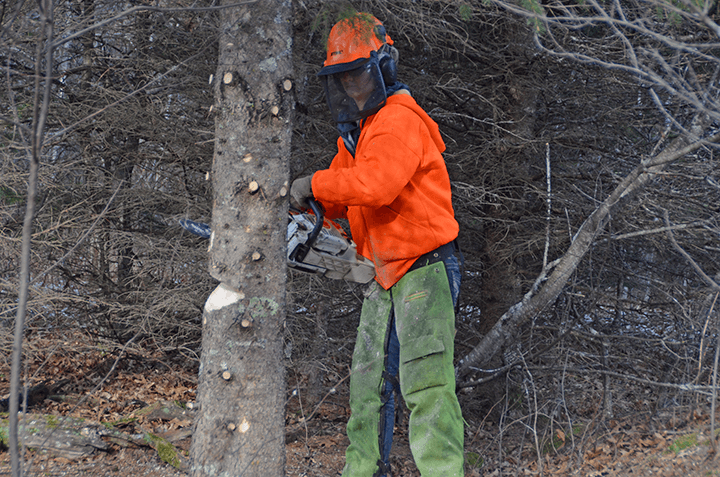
[179,199,375,284]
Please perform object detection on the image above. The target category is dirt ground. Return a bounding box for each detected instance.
[2,332,720,476]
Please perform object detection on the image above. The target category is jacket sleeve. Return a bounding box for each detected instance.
[309,139,349,220]
[312,113,423,208]
[317,201,348,221]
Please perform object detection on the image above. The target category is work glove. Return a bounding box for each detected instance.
[290,174,314,210]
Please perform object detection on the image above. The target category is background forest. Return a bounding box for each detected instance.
[2,0,720,475]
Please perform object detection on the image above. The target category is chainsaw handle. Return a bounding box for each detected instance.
[288,198,324,264]
[306,198,324,249]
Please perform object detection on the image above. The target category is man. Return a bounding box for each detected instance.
[291,13,465,477]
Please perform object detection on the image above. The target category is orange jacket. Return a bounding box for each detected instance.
[312,93,459,289]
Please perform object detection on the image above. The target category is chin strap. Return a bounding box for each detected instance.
[338,121,361,157]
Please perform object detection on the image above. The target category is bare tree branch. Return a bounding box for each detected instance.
[664,209,720,291]
[50,1,259,49]
[457,115,718,380]
[611,221,708,240]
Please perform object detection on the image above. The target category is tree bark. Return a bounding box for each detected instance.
[190,1,293,475]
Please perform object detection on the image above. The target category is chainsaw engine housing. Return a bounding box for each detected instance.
[287,211,375,283]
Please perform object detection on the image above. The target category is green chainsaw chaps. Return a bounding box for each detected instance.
[342,261,464,477]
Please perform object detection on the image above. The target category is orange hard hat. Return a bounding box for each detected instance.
[319,13,393,74]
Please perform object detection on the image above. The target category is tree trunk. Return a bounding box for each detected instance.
[190,1,293,475]
[9,3,54,476]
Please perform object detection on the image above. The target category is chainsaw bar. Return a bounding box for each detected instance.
[179,200,375,284]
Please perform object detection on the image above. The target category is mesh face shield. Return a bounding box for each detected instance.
[318,55,388,124]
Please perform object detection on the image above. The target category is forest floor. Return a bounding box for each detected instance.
[1,331,720,476]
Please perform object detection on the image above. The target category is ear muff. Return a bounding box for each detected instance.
[378,45,398,86]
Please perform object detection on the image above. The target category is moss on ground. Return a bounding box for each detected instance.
[144,432,182,469]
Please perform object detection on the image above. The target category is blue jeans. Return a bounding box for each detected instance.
[379,254,461,476]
